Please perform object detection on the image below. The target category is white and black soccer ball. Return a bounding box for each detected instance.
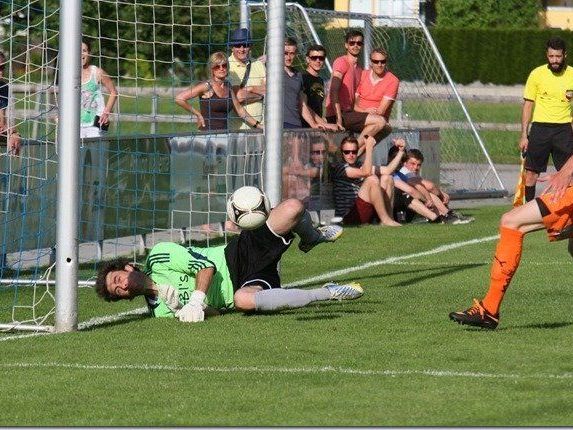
[226,186,270,230]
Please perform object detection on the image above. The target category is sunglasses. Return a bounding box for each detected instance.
[309,55,325,61]
[311,149,325,155]
[347,40,363,47]
[371,59,387,65]
[233,43,251,49]
[342,149,358,155]
[212,63,228,70]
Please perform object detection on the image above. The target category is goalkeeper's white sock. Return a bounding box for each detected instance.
[293,210,320,245]
[254,287,331,311]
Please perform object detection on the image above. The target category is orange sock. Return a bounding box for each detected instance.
[481,226,524,315]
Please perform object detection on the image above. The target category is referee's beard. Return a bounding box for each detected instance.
[549,59,566,73]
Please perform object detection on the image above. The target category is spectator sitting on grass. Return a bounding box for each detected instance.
[399,148,474,224]
[330,135,401,227]
[388,145,454,224]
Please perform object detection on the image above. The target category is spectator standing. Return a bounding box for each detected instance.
[283,38,335,130]
[324,30,364,131]
[175,52,262,131]
[80,40,118,138]
[301,44,327,127]
[227,28,266,131]
[330,135,401,227]
[519,36,573,201]
[0,51,20,155]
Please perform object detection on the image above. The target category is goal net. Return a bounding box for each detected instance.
[0,0,268,333]
[248,3,506,198]
[0,1,505,333]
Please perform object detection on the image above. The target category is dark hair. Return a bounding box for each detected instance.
[406,148,424,163]
[388,145,406,164]
[306,44,326,57]
[547,36,566,53]
[340,135,359,148]
[0,51,5,71]
[285,37,298,48]
[95,257,134,302]
[345,30,364,43]
[82,39,91,53]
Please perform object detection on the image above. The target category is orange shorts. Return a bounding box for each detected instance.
[537,186,573,241]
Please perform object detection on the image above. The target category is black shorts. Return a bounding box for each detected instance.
[393,189,413,212]
[224,223,294,291]
[526,122,573,173]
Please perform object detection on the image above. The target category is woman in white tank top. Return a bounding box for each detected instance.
[80,40,117,138]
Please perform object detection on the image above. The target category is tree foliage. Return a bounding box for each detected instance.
[435,0,541,28]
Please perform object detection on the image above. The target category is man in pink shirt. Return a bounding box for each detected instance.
[345,48,399,156]
[324,30,364,131]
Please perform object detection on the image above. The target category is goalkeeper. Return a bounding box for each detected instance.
[95,198,362,322]
[449,154,573,329]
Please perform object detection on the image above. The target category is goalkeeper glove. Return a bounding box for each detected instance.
[156,284,182,313]
[176,290,207,322]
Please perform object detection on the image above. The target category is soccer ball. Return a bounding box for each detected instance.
[226,186,270,230]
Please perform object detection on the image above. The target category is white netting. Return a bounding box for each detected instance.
[248,3,505,197]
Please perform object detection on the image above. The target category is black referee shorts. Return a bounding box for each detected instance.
[224,223,294,291]
[526,122,573,173]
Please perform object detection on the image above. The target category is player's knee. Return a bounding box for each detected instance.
[233,289,256,312]
[275,198,304,220]
[500,211,519,229]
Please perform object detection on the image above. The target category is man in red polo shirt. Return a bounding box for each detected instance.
[345,48,399,156]
[324,30,364,131]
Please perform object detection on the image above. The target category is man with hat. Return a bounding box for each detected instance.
[228,28,266,131]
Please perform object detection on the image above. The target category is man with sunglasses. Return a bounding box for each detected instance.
[302,44,327,128]
[227,28,266,131]
[283,37,336,130]
[348,48,398,156]
[325,30,364,132]
[330,135,401,227]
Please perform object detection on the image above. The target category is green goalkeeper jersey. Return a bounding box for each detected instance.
[143,242,235,317]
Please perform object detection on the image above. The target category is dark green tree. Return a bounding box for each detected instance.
[296,0,334,9]
[435,0,541,28]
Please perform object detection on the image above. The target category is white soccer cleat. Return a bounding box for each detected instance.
[323,282,364,300]
[298,225,343,253]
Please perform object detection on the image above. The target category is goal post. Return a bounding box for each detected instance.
[0,1,508,334]
[247,2,506,197]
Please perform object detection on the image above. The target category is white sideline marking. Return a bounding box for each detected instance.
[1,362,572,381]
[284,234,499,288]
[0,235,499,342]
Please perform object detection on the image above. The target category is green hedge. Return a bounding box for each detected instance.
[430,28,573,85]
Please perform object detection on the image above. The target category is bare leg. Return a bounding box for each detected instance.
[358,176,401,226]
[408,198,439,220]
[379,174,395,215]
[356,114,386,157]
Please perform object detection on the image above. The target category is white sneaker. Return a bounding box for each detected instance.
[323,282,364,300]
[298,225,343,253]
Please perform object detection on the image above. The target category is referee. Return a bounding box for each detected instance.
[520,36,573,202]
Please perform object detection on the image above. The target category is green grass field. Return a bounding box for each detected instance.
[2,204,573,426]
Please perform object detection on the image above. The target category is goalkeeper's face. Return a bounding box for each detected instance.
[105,264,147,301]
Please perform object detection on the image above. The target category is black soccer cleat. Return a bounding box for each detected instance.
[449,299,499,329]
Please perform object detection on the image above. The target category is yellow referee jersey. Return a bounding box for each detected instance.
[523,64,573,124]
